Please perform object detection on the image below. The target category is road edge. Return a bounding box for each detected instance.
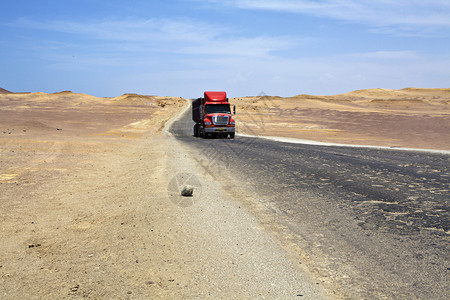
[237,133,450,155]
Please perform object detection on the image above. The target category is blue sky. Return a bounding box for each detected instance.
[1,0,449,97]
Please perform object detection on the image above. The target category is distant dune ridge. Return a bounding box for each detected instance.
[0,87,449,149]
[0,89,184,139]
[333,87,450,100]
[234,88,450,151]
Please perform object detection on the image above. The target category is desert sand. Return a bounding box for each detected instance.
[0,92,194,298]
[1,88,449,298]
[0,91,331,299]
[233,88,450,150]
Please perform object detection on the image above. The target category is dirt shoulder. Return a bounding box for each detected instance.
[233,88,450,150]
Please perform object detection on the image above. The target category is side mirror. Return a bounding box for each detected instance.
[233,105,236,115]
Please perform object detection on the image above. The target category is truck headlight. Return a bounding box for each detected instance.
[205,121,212,126]
[230,120,235,125]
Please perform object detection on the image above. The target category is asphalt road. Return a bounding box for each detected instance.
[170,108,449,299]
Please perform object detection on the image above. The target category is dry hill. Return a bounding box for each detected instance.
[233,88,450,150]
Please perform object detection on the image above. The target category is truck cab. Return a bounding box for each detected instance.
[192,91,236,139]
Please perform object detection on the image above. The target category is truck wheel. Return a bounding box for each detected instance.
[229,132,235,139]
[193,124,199,137]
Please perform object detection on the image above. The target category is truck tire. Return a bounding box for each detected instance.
[193,124,199,137]
[229,132,235,139]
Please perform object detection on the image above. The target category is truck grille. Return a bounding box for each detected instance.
[212,115,229,125]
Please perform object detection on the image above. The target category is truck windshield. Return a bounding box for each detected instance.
[205,104,231,114]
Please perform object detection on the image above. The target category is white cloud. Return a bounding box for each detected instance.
[171,49,450,97]
[208,0,450,35]
[12,17,295,58]
[7,10,450,97]
[13,17,219,43]
[180,35,296,57]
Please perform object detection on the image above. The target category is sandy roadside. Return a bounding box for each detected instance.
[0,93,191,298]
[0,92,332,299]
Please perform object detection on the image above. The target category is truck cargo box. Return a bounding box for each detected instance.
[192,98,201,123]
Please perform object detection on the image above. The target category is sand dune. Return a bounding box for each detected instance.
[0,91,183,137]
[0,90,185,187]
[233,88,450,150]
[337,87,450,99]
[3,87,448,150]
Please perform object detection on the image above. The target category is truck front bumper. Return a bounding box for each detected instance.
[205,127,235,133]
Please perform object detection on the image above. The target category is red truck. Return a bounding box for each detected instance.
[192,91,236,139]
